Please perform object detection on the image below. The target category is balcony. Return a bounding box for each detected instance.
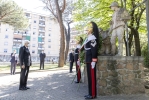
[13,46,17,48]
[39,24,45,27]
[22,33,27,36]
[39,35,45,38]
[13,34,22,39]
[38,41,44,44]
[12,46,20,48]
[13,39,22,42]
[14,32,18,34]
[39,18,45,21]
[39,30,45,32]
[38,47,44,50]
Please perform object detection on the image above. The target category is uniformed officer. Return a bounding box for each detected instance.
[69,49,74,73]
[74,37,83,83]
[80,21,99,99]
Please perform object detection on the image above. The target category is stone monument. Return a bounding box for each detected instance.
[99,28,111,56]
[109,1,130,56]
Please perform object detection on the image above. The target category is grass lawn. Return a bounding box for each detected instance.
[0,63,70,74]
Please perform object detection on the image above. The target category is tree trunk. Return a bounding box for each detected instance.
[55,0,65,67]
[64,23,70,64]
[124,29,133,56]
[133,29,141,56]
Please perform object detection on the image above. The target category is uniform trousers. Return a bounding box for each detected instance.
[86,63,97,98]
[75,61,81,82]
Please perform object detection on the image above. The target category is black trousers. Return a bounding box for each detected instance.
[19,66,30,88]
[40,60,44,69]
[86,63,97,98]
[69,61,73,72]
[75,61,81,82]
[10,62,16,74]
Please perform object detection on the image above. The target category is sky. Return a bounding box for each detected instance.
[13,0,50,15]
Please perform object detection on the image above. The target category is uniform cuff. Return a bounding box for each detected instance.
[92,58,97,62]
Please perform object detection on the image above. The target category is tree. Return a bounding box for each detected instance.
[0,0,29,29]
[63,0,73,64]
[41,0,66,67]
[73,0,147,56]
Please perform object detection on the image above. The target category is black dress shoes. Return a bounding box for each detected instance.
[85,95,93,99]
[75,81,79,83]
[19,87,27,90]
[84,94,90,97]
[25,87,30,89]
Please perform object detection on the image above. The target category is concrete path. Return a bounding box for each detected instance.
[0,68,149,100]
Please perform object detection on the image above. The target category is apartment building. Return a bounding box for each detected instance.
[0,11,60,62]
[69,28,80,51]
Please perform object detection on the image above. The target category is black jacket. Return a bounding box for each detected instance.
[69,52,74,62]
[84,40,98,63]
[19,46,32,66]
[10,53,17,63]
[74,48,79,62]
[40,53,46,61]
[81,34,98,63]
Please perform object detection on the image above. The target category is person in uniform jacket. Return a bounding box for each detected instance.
[80,21,99,99]
[39,51,46,70]
[74,37,83,83]
[69,49,74,73]
[10,50,17,75]
[19,40,32,90]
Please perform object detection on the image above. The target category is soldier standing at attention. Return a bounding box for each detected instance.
[80,21,99,99]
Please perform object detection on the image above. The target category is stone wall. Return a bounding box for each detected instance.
[94,56,149,95]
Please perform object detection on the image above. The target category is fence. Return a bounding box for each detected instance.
[0,55,59,63]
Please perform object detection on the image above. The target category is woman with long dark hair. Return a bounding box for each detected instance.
[81,21,99,99]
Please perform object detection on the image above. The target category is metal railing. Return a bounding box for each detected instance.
[0,55,59,63]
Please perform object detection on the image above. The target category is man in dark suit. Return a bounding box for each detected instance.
[19,40,32,90]
[39,51,46,70]
[69,49,74,73]
[10,50,17,75]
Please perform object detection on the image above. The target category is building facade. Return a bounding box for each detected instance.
[0,11,60,62]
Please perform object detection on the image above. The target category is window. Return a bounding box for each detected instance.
[48,39,51,42]
[48,45,51,48]
[5,35,8,38]
[4,42,8,46]
[32,44,35,47]
[4,49,7,53]
[32,50,35,53]
[34,21,36,23]
[33,32,35,35]
[33,38,36,41]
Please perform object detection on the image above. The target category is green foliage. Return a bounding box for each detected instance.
[0,0,29,29]
[75,34,87,63]
[73,0,147,56]
[141,44,149,69]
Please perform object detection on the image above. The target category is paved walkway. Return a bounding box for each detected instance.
[0,68,149,100]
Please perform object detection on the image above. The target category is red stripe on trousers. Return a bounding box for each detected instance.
[91,64,95,98]
[77,64,81,81]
